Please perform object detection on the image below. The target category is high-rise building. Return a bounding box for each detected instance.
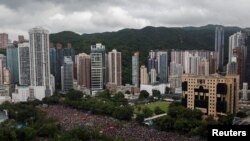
[0,33,8,48]
[169,62,183,89]
[90,43,106,93]
[0,54,6,85]
[150,68,157,84]
[64,47,75,63]
[132,52,139,87]
[108,49,122,86]
[61,56,73,91]
[159,52,168,83]
[18,42,30,85]
[198,58,209,75]
[3,68,10,85]
[243,30,250,87]
[189,55,200,75]
[181,74,239,117]
[55,47,64,88]
[76,53,91,89]
[228,32,244,63]
[29,27,52,98]
[49,48,57,84]
[215,26,224,72]
[226,57,237,75]
[209,52,217,74]
[6,44,19,84]
[242,83,248,100]
[140,65,148,85]
[18,35,25,43]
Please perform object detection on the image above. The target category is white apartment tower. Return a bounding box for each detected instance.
[90,43,106,93]
[29,27,52,98]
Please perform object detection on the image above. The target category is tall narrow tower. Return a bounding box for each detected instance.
[108,49,122,86]
[29,27,51,98]
[132,52,139,87]
[215,26,224,72]
[90,43,106,93]
[18,42,30,85]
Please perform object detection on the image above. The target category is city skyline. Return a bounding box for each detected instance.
[1,0,250,40]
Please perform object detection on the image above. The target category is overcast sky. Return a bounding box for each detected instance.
[0,0,250,40]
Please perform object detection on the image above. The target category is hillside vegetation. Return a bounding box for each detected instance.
[50,25,241,84]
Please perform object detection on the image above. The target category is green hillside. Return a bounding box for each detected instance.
[49,25,241,84]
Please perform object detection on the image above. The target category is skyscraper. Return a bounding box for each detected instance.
[215,26,224,72]
[6,44,19,84]
[61,56,73,91]
[228,32,244,63]
[150,68,157,84]
[49,48,57,84]
[244,30,250,86]
[18,35,25,43]
[0,33,8,48]
[132,52,139,87]
[90,43,106,93]
[18,42,30,85]
[0,54,6,85]
[108,49,122,86]
[159,52,168,83]
[140,65,148,85]
[198,58,209,76]
[29,27,52,98]
[77,53,91,89]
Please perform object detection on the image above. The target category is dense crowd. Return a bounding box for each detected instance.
[39,105,197,141]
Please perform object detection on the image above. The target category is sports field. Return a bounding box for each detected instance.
[135,101,169,114]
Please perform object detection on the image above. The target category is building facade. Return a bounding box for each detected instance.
[181,74,239,117]
[18,42,30,85]
[132,52,139,87]
[6,44,19,84]
[215,27,224,72]
[159,52,168,83]
[0,33,8,48]
[29,27,52,98]
[108,49,122,86]
[140,65,148,85]
[61,56,73,91]
[76,53,91,89]
[90,43,106,93]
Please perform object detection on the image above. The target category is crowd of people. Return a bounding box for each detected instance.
[39,105,196,141]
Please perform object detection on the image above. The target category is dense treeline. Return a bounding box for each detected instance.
[43,89,134,121]
[154,102,234,138]
[0,91,129,141]
[50,25,241,84]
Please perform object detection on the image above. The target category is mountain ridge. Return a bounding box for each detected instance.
[49,24,242,84]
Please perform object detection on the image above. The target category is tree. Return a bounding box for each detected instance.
[139,90,149,100]
[236,111,247,118]
[96,90,111,99]
[165,87,171,94]
[218,114,234,125]
[136,113,145,124]
[154,116,174,131]
[112,106,134,120]
[152,89,161,99]
[65,89,84,101]
[142,107,153,118]
[113,92,128,106]
[154,106,165,115]
[125,90,131,94]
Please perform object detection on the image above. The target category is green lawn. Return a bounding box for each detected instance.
[134,101,170,114]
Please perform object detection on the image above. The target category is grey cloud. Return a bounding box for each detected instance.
[0,0,250,40]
